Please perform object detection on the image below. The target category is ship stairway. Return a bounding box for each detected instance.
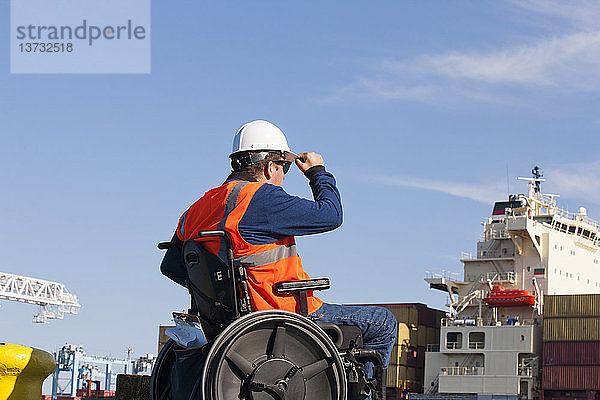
[425,374,439,394]
[532,277,543,314]
[448,275,485,316]
[452,289,484,316]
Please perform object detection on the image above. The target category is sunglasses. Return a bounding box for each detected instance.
[272,160,292,174]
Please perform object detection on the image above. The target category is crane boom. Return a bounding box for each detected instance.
[0,271,81,323]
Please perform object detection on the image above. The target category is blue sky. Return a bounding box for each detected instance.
[1,0,600,370]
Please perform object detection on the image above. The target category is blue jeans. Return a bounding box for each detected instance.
[309,302,397,378]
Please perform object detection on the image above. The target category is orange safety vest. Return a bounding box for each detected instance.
[176,180,323,314]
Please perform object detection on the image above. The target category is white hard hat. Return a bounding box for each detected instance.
[231,120,297,162]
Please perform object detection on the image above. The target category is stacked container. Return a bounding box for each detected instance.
[357,303,444,399]
[158,325,175,354]
[543,294,600,399]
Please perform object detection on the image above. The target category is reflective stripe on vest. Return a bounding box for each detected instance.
[216,181,248,263]
[235,243,298,267]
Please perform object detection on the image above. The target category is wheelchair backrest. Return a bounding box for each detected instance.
[182,239,237,327]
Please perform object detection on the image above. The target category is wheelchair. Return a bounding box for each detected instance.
[151,230,386,400]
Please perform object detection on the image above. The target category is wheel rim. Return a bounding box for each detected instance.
[200,310,346,400]
[150,339,176,400]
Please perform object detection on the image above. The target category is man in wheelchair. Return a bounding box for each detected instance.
[155,120,397,400]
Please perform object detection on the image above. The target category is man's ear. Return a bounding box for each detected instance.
[263,161,273,180]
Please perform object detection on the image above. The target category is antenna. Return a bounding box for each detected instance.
[532,166,543,192]
[506,164,510,197]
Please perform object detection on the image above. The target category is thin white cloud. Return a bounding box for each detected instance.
[356,162,600,210]
[319,1,600,104]
[358,174,505,204]
[547,161,600,206]
[508,0,600,29]
[394,31,600,88]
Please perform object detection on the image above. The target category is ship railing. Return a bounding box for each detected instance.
[512,318,536,326]
[468,341,484,349]
[482,229,510,241]
[479,271,515,283]
[445,342,461,350]
[554,207,599,230]
[425,270,462,281]
[460,251,472,260]
[426,344,440,352]
[441,317,482,327]
[518,366,533,377]
[440,367,484,376]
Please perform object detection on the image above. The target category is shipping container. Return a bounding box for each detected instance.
[544,341,600,365]
[396,322,410,347]
[406,347,425,369]
[543,390,597,400]
[543,366,600,390]
[406,366,417,389]
[544,294,600,318]
[426,326,438,347]
[415,367,425,393]
[386,387,407,400]
[544,317,600,342]
[158,325,175,354]
[387,364,407,388]
[389,344,400,365]
[417,325,427,347]
[359,303,444,328]
[389,344,423,367]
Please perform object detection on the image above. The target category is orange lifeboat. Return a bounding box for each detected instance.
[484,285,535,307]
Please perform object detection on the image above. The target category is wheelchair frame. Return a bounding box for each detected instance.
[152,230,386,400]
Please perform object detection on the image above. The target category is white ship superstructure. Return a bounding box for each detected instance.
[421,168,600,399]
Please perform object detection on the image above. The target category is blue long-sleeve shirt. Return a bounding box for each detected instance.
[160,166,342,286]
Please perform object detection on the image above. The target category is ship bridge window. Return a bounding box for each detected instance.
[577,227,583,235]
[561,224,568,232]
[583,230,591,239]
[468,332,485,349]
[569,226,576,234]
[446,332,462,349]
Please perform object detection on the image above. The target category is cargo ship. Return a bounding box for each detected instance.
[419,167,600,400]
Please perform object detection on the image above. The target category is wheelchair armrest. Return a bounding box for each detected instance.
[273,278,330,294]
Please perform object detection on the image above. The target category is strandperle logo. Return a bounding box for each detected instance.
[15,20,147,46]
[11,0,150,73]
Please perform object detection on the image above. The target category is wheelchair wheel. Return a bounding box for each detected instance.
[198,309,347,400]
[151,339,176,400]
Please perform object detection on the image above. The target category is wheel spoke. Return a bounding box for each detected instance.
[268,325,287,358]
[301,359,331,381]
[225,350,254,377]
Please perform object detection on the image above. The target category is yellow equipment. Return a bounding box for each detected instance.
[0,343,55,400]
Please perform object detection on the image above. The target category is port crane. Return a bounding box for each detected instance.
[0,271,81,323]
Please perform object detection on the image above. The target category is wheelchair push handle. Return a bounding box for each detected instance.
[157,230,230,250]
[196,230,226,238]
[158,241,180,250]
[197,230,235,255]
